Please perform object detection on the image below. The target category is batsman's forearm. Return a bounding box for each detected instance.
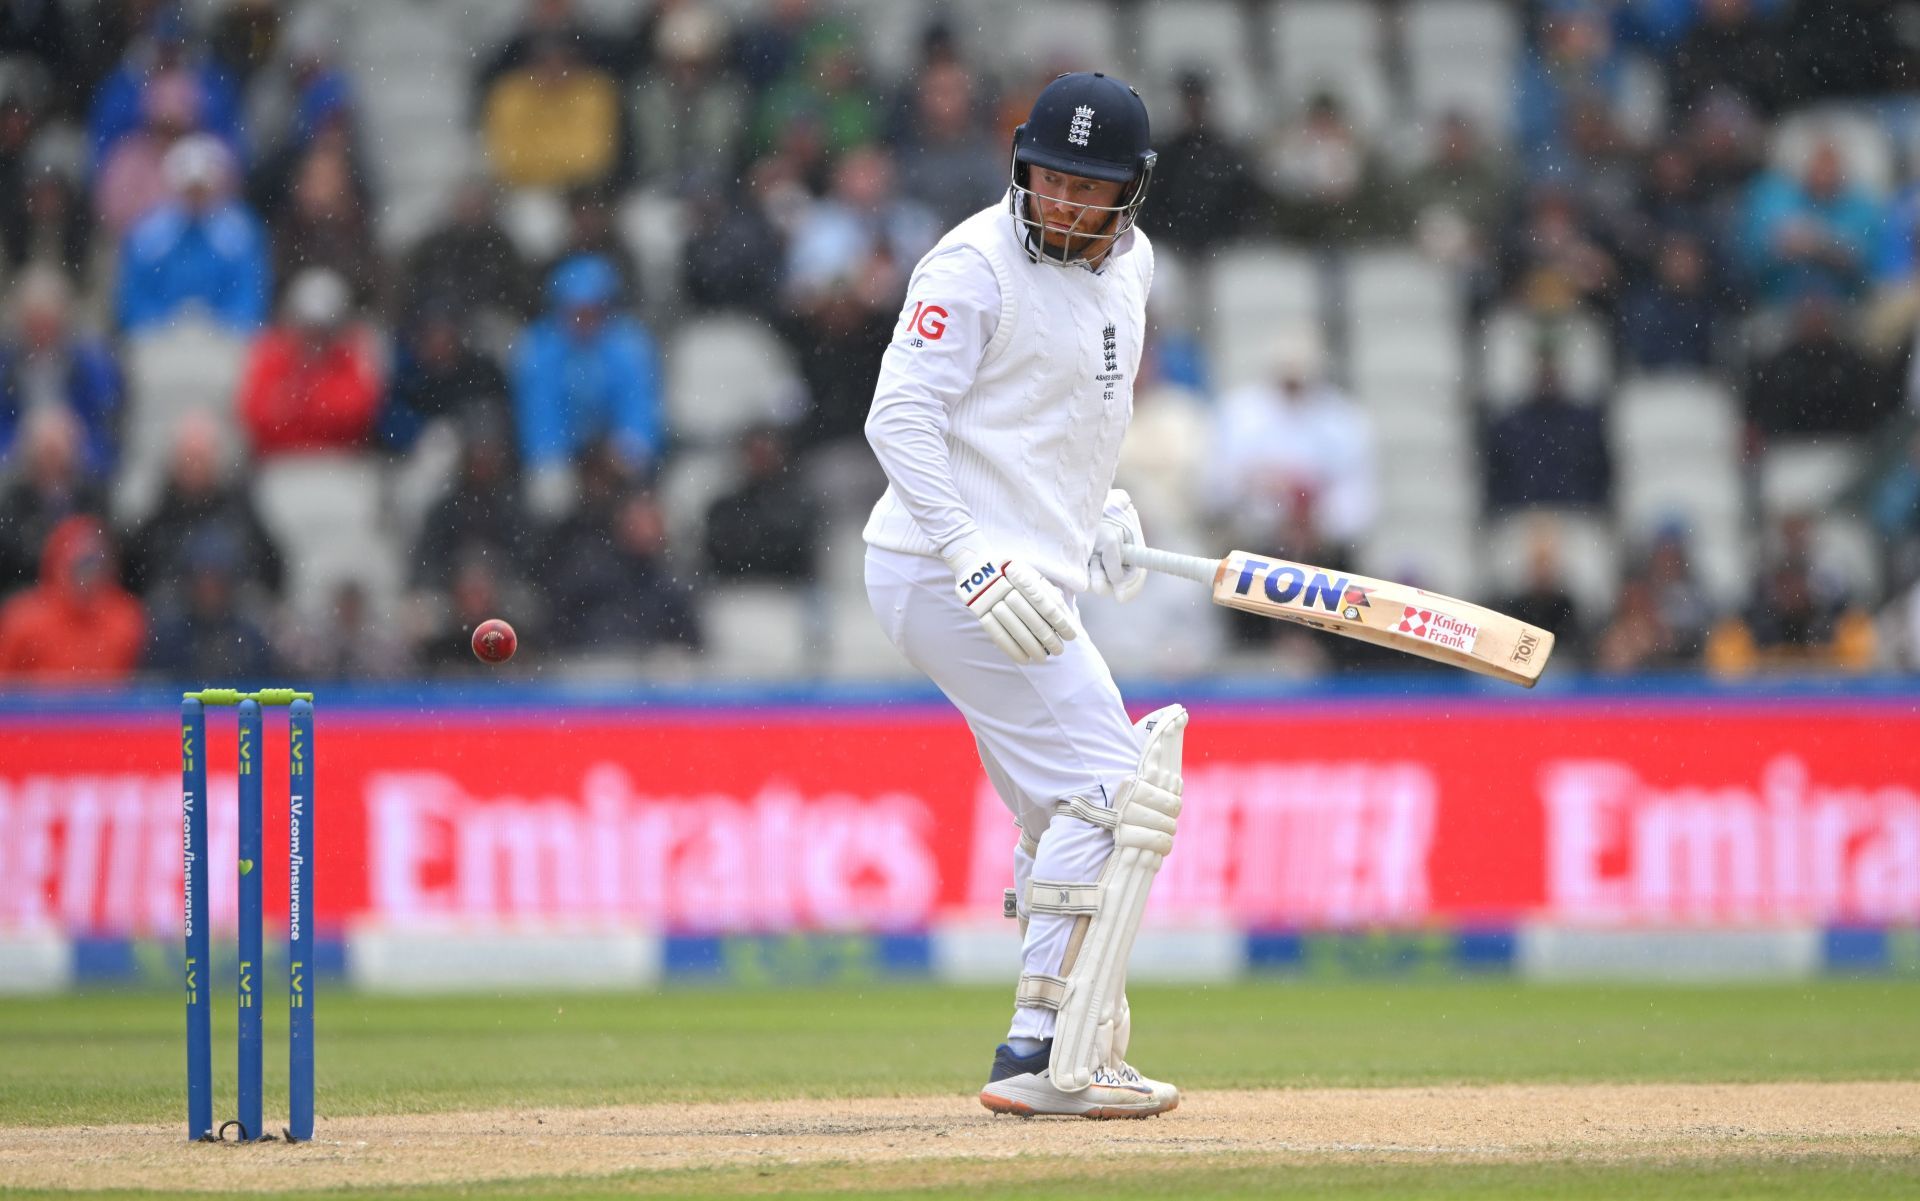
[864,393,982,555]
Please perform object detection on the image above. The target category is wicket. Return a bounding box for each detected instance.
[182,688,316,1143]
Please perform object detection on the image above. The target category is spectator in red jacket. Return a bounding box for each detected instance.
[0,514,144,682]
[238,266,382,456]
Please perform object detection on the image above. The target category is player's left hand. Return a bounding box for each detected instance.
[1089,488,1147,603]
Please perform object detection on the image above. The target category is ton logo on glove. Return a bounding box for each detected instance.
[959,561,1001,603]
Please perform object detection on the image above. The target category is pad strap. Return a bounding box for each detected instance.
[1027,880,1102,915]
[1056,796,1118,829]
[1016,973,1067,1009]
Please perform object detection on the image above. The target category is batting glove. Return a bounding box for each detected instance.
[1088,488,1148,603]
[949,552,1077,665]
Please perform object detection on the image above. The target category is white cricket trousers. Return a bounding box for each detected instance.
[865,545,1142,1043]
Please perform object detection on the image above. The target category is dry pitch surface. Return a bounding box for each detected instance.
[4,1082,1916,1193]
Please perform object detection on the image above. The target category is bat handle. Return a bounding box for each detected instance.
[1120,544,1219,585]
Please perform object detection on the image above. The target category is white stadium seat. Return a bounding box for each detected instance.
[1205,243,1324,390]
[1759,438,1867,516]
[1771,106,1898,198]
[1359,512,1479,600]
[1479,305,1614,409]
[955,0,1119,75]
[114,321,251,526]
[1813,514,1883,599]
[1348,325,1469,396]
[251,452,402,619]
[1403,0,1520,144]
[618,187,690,318]
[346,0,472,249]
[655,447,740,552]
[702,583,818,679]
[1485,510,1621,618]
[1342,249,1460,327]
[1270,0,1393,134]
[498,187,569,262]
[1138,0,1263,140]
[1618,460,1745,529]
[1611,375,1741,462]
[1374,437,1474,518]
[1362,397,1472,454]
[663,316,805,447]
[1610,375,1749,602]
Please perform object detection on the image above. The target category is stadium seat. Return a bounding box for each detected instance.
[1485,510,1621,618]
[1479,305,1614,410]
[655,446,741,553]
[1205,243,1324,391]
[450,0,533,56]
[450,0,634,54]
[1269,0,1393,134]
[346,0,472,249]
[1611,375,1741,464]
[1402,0,1520,144]
[1759,438,1867,516]
[251,452,402,620]
[839,0,932,83]
[1771,106,1898,198]
[662,315,805,447]
[1359,510,1479,599]
[1611,377,1746,591]
[1359,390,1473,449]
[1080,570,1226,680]
[113,321,251,526]
[827,600,922,680]
[1146,242,1198,334]
[1138,0,1262,140]
[385,419,465,556]
[1617,483,1752,607]
[1376,436,1478,516]
[1341,249,1460,327]
[702,583,819,679]
[956,0,1119,75]
[618,187,689,319]
[1348,325,1468,397]
[1812,513,1884,599]
[1617,456,1745,530]
[498,187,569,261]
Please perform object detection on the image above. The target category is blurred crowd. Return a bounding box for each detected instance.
[0,0,1918,686]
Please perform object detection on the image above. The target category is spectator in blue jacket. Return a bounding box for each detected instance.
[0,267,122,476]
[1740,138,1883,309]
[115,134,270,332]
[87,8,245,173]
[513,254,663,516]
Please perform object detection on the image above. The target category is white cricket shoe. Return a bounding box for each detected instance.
[978,1040,1179,1119]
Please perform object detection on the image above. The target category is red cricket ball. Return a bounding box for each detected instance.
[471,618,517,664]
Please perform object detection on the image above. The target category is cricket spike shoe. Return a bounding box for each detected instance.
[978,1039,1179,1119]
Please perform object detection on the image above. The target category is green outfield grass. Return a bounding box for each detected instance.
[3,979,1917,1198]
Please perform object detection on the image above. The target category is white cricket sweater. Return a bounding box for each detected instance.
[862,195,1154,593]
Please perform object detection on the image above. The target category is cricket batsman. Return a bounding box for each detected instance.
[863,71,1185,1118]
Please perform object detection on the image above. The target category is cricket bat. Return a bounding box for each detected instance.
[1121,545,1555,687]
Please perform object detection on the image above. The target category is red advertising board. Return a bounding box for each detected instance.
[2,699,1915,937]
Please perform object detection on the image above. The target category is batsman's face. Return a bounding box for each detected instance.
[1027,169,1127,249]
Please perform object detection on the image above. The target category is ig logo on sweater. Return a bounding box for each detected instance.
[904,301,948,346]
